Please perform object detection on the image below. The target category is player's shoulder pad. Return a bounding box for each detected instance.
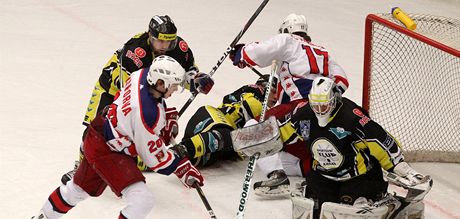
[125,32,149,47]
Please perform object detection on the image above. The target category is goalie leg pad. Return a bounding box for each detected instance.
[392,200,424,219]
[320,201,388,219]
[291,194,314,219]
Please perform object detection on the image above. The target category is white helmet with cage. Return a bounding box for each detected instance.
[278,13,308,34]
[147,55,185,88]
[308,77,341,127]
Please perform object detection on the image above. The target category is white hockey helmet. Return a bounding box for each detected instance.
[308,77,340,127]
[278,13,308,34]
[147,55,185,88]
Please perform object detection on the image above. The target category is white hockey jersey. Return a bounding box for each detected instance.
[241,33,349,104]
[103,68,179,175]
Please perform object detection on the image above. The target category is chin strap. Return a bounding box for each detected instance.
[150,84,167,98]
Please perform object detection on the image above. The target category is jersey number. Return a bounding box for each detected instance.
[148,139,165,161]
[302,45,329,75]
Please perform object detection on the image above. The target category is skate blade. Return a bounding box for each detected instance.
[254,185,290,199]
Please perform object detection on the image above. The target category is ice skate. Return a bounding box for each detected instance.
[253,170,290,198]
[31,210,47,219]
[61,160,79,185]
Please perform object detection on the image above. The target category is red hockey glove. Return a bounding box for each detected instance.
[161,107,179,145]
[229,43,247,68]
[174,157,204,188]
[192,72,214,95]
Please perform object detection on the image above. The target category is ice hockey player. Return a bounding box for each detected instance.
[61,15,214,184]
[281,77,432,219]
[32,56,204,219]
[229,13,349,197]
[173,74,278,167]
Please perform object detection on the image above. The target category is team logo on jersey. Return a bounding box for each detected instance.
[134,47,146,58]
[311,138,343,170]
[353,108,370,126]
[329,127,351,139]
[299,120,310,140]
[194,118,212,133]
[207,132,219,153]
[126,50,144,68]
[179,40,188,52]
[383,134,395,148]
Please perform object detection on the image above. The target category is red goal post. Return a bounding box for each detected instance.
[362,13,460,162]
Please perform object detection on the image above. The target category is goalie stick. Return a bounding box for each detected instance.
[236,60,278,219]
[178,0,270,117]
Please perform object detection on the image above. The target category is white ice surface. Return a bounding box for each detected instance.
[1,0,460,218]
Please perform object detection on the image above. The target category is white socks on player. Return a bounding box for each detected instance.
[120,182,155,219]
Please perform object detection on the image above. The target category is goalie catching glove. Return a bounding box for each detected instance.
[387,161,433,202]
[392,162,430,187]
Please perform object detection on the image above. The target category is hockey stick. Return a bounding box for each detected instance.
[170,137,217,218]
[178,0,270,117]
[236,60,278,219]
[194,182,217,219]
[248,65,264,77]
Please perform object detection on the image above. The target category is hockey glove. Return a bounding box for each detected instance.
[174,157,204,188]
[160,107,179,145]
[332,75,349,95]
[393,162,428,186]
[192,72,214,94]
[229,43,247,68]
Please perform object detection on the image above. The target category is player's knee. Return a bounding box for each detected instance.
[121,182,154,218]
[60,181,90,205]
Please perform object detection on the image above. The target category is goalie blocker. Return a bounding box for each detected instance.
[231,116,283,158]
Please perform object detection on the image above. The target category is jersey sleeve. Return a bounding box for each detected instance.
[131,105,180,175]
[242,34,289,67]
[352,107,404,171]
[278,103,311,145]
[328,57,349,94]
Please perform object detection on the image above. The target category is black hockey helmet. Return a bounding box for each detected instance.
[256,74,278,88]
[148,15,178,50]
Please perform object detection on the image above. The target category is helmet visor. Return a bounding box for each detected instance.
[309,93,335,116]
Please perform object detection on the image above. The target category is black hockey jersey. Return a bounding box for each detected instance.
[280,97,405,181]
[98,32,198,96]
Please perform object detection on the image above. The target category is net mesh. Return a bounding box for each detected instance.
[365,13,460,162]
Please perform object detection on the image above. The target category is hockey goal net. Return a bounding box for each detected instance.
[362,13,460,163]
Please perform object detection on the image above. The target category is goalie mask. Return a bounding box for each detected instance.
[147,55,185,89]
[308,77,341,127]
